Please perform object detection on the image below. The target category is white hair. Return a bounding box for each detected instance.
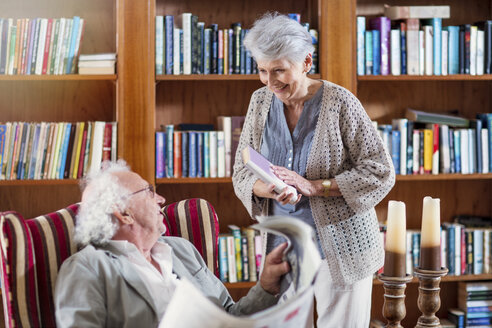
[243,12,314,64]
[74,160,131,247]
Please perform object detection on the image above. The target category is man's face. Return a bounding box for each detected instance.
[116,171,166,241]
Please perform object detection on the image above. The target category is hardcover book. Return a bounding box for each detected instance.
[241,146,297,203]
[406,108,470,127]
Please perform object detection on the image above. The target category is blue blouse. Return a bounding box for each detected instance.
[260,84,326,258]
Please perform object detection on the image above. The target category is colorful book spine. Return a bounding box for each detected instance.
[173,131,182,178]
[365,30,373,75]
[391,130,400,174]
[203,131,210,178]
[188,131,197,178]
[226,235,237,283]
[372,30,380,75]
[356,16,365,75]
[218,235,229,283]
[196,132,203,177]
[165,125,174,177]
[156,132,165,178]
[369,16,390,75]
[423,129,433,174]
[164,16,174,74]
[155,16,164,75]
[181,131,188,178]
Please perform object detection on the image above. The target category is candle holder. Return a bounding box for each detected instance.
[377,273,413,328]
[413,267,448,328]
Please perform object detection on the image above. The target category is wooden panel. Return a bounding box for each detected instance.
[358,81,492,124]
[0,184,81,217]
[376,180,492,229]
[156,80,262,126]
[156,183,253,233]
[117,0,155,182]
[0,0,116,53]
[0,81,115,122]
[320,0,356,92]
[155,0,319,29]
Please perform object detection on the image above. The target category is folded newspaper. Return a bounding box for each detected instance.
[160,216,322,328]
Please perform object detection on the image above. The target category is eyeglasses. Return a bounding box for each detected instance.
[128,184,155,198]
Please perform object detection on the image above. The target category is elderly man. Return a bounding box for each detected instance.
[55,160,289,327]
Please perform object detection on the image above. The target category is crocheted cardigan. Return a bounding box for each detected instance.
[232,81,395,284]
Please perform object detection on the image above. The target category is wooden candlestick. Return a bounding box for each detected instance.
[377,273,413,328]
[414,267,449,328]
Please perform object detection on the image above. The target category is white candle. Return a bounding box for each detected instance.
[384,200,406,277]
[419,196,441,270]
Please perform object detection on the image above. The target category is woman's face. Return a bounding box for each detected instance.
[256,57,307,103]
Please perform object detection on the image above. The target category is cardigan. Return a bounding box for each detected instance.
[232,80,395,284]
[55,237,278,328]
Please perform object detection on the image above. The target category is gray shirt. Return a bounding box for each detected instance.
[261,85,325,258]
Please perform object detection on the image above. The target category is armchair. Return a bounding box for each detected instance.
[0,198,220,328]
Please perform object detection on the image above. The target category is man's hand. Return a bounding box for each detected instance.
[259,242,290,295]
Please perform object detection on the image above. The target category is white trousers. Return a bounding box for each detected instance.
[313,260,373,328]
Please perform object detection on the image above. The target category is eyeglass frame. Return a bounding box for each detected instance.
[127,184,155,199]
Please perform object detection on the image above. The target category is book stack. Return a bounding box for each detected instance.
[458,282,492,327]
[218,226,262,283]
[155,13,319,75]
[375,110,492,176]
[357,5,492,76]
[0,121,117,180]
[0,16,85,75]
[155,116,245,179]
[78,53,116,75]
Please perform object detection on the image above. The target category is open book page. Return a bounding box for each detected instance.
[159,215,322,328]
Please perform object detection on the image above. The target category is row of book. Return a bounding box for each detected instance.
[399,224,492,277]
[357,16,492,76]
[0,17,85,75]
[155,116,245,178]
[378,110,492,175]
[155,13,319,75]
[0,121,116,181]
[218,225,262,283]
[447,282,492,327]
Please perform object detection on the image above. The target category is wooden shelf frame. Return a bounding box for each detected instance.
[0,75,116,81]
[358,74,492,81]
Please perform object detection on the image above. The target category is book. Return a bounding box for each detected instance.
[217,116,232,177]
[370,17,390,75]
[156,132,165,178]
[384,5,450,20]
[406,108,470,127]
[447,308,465,328]
[79,53,116,61]
[241,145,298,203]
[78,66,115,75]
[218,235,228,283]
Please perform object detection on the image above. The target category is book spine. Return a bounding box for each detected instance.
[188,131,196,178]
[63,123,76,179]
[473,229,484,274]
[209,131,217,178]
[165,125,174,177]
[35,18,48,75]
[191,15,198,74]
[447,26,459,74]
[441,30,448,75]
[203,28,211,74]
[197,22,204,74]
[210,24,218,74]
[222,28,228,74]
[233,23,241,74]
[432,18,442,75]
[460,129,469,174]
[182,13,192,75]
[245,228,257,282]
[218,29,223,74]
[241,236,249,281]
[155,16,164,75]
[477,29,485,75]
[173,28,181,75]
[218,236,229,283]
[406,120,413,174]
[412,130,420,174]
[423,129,433,174]
[453,130,461,173]
[431,124,439,175]
[372,30,380,75]
[364,31,373,74]
[390,29,401,75]
[102,123,112,162]
[400,22,407,74]
[164,16,174,75]
[41,18,53,75]
[181,131,188,177]
[406,19,420,75]
[370,17,390,75]
[449,128,456,173]
[470,26,478,76]
[229,227,243,281]
[203,131,210,178]
[196,132,203,177]
[173,131,182,178]
[391,130,400,174]
[217,131,225,177]
[156,132,165,178]
[357,17,365,75]
[226,235,237,283]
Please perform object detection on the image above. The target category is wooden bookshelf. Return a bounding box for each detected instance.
[156,177,232,184]
[156,74,321,81]
[0,179,80,186]
[0,75,117,81]
[358,0,492,326]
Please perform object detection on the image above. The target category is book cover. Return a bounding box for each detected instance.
[228,225,243,281]
[209,131,217,178]
[226,235,237,283]
[155,15,164,75]
[364,30,373,75]
[88,121,105,176]
[217,116,232,177]
[165,125,174,178]
[476,113,492,173]
[218,235,229,283]
[196,132,203,177]
[441,30,448,75]
[181,131,188,177]
[203,131,210,178]
[188,131,197,178]
[241,146,297,202]
[244,227,258,282]
[182,13,192,75]
[71,122,85,179]
[372,30,380,75]
[58,123,72,179]
[241,236,249,281]
[392,119,407,175]
[453,129,462,173]
[406,108,470,127]
[390,29,401,75]
[423,128,433,174]
[77,123,89,179]
[391,129,400,174]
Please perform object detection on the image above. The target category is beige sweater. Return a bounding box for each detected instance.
[232,81,395,284]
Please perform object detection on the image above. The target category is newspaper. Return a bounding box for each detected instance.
[159,216,322,328]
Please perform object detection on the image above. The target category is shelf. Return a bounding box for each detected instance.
[373,273,492,285]
[358,74,492,81]
[0,179,80,186]
[396,173,492,181]
[156,177,232,184]
[0,75,117,81]
[224,281,256,289]
[156,74,321,81]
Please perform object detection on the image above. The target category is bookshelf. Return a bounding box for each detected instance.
[357,0,492,326]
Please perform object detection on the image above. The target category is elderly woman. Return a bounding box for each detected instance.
[232,13,395,327]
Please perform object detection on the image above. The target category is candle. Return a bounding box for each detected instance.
[419,196,441,270]
[384,200,407,277]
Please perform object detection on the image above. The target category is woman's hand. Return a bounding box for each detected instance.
[271,165,316,197]
[252,180,301,205]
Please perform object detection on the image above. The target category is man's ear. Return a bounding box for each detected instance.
[112,210,134,225]
[304,53,313,72]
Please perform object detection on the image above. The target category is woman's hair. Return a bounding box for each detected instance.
[74,160,131,247]
[243,12,314,64]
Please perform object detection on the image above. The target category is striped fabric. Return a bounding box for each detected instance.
[0,204,79,328]
[162,198,220,277]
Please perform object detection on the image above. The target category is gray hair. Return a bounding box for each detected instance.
[74,160,131,247]
[243,12,314,64]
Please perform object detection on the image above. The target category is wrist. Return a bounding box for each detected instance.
[321,179,332,197]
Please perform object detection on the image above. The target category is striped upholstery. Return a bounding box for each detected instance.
[162,198,220,277]
[0,204,79,328]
